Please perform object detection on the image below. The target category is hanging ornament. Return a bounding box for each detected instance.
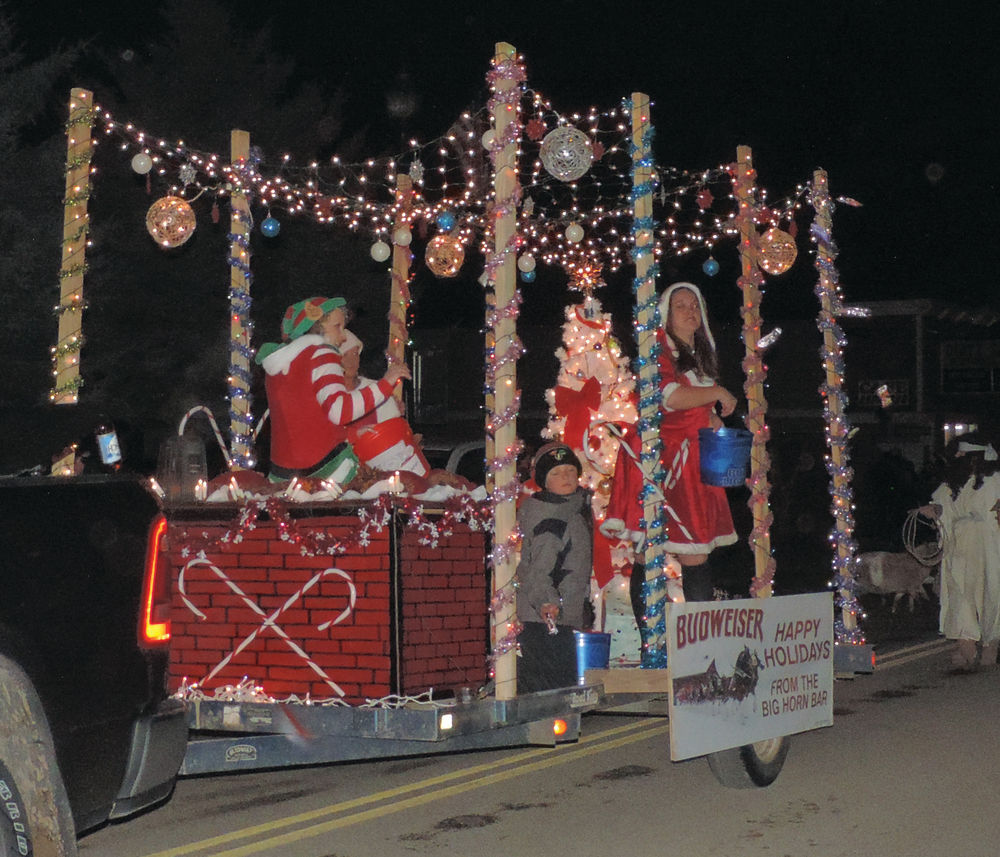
[131,152,153,174]
[393,226,412,246]
[565,223,585,243]
[481,129,495,150]
[539,127,594,182]
[517,254,536,273]
[260,216,281,238]
[408,159,425,183]
[525,117,546,141]
[702,256,720,276]
[696,188,714,209]
[210,200,220,223]
[178,162,197,186]
[146,196,196,248]
[436,211,456,231]
[520,269,536,283]
[597,477,612,495]
[425,234,465,278]
[521,196,535,218]
[757,227,798,275]
[370,240,391,262]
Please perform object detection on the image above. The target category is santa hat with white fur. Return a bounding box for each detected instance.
[657,281,715,351]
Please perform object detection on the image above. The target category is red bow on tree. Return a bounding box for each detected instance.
[554,376,602,452]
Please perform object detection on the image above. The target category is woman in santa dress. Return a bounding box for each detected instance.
[603,281,738,604]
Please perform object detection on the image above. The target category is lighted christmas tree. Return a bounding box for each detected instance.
[543,272,640,660]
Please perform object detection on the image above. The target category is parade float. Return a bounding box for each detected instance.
[49,41,875,785]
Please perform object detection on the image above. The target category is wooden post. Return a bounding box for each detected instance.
[490,42,520,700]
[733,145,775,596]
[51,88,95,405]
[484,291,497,496]
[630,93,668,664]
[228,130,253,468]
[389,174,414,405]
[812,169,858,632]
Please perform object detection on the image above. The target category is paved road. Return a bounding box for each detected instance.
[79,634,1000,857]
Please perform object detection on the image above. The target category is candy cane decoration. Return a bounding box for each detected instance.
[179,557,356,697]
[178,405,233,468]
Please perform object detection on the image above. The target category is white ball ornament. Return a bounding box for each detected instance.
[481,129,496,150]
[517,254,536,273]
[392,227,412,247]
[131,152,153,174]
[370,240,391,262]
[565,223,585,243]
[540,127,594,182]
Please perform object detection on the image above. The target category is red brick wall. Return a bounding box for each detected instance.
[399,528,489,695]
[166,507,488,704]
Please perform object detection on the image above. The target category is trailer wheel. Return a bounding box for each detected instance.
[707,736,790,788]
[0,657,78,857]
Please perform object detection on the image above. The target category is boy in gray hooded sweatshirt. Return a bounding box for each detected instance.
[516,442,594,692]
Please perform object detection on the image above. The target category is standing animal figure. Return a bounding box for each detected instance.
[854,551,938,611]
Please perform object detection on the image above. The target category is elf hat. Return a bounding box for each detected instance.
[281,297,346,342]
[532,441,582,488]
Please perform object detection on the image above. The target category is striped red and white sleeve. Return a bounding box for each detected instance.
[310,346,394,425]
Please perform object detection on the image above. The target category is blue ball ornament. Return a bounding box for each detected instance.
[436,211,456,231]
[702,257,720,276]
[261,216,281,238]
[520,269,536,283]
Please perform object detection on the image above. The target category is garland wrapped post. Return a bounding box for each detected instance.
[484,290,496,495]
[389,173,414,405]
[733,145,776,597]
[630,93,668,667]
[811,168,863,642]
[228,129,254,468]
[488,42,523,699]
[51,87,95,405]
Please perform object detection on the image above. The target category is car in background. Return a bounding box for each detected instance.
[423,440,486,486]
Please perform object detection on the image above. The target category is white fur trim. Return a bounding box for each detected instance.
[340,329,363,354]
[660,381,681,412]
[260,335,328,376]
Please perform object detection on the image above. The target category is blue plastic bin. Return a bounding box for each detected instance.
[698,427,753,487]
[574,631,611,685]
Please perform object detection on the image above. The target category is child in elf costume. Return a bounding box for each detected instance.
[255,297,409,484]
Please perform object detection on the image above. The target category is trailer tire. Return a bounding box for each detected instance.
[707,736,790,788]
[0,656,78,857]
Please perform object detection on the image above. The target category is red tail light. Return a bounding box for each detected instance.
[140,515,172,645]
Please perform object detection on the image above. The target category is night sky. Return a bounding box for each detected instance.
[15,1,998,313]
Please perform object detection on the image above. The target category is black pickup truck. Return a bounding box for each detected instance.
[0,472,188,856]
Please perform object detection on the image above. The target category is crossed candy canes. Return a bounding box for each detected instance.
[179,557,357,697]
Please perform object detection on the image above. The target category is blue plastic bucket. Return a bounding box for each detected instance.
[698,427,753,487]
[574,631,611,684]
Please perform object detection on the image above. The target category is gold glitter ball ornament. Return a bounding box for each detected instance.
[146,196,196,248]
[425,234,465,278]
[757,227,798,275]
[540,127,594,182]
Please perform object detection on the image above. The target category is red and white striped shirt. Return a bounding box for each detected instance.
[260,335,393,471]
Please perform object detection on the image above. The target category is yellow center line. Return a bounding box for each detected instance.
[876,638,950,670]
[143,717,666,857]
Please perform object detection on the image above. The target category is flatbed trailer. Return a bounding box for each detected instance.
[179,684,602,776]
